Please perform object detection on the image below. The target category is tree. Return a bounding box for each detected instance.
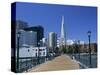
[62,47,67,53]
[67,46,73,53]
[74,44,79,53]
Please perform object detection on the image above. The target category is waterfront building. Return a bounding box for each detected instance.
[24,26,44,45]
[19,46,47,57]
[16,30,37,47]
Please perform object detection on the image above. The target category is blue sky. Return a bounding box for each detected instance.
[15,2,97,43]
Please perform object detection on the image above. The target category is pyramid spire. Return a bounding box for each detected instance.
[60,16,65,46]
[61,16,64,38]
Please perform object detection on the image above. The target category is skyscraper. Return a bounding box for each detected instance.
[48,32,57,51]
[60,16,66,47]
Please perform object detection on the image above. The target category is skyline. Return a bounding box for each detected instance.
[14,2,97,43]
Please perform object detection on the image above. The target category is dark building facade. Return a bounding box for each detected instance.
[11,20,29,50]
[11,20,29,72]
[24,26,44,45]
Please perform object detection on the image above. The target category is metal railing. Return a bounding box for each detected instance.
[16,54,59,73]
[68,53,97,69]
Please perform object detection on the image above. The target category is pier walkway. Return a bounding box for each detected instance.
[28,54,79,72]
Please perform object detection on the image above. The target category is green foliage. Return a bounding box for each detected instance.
[62,47,67,53]
[67,46,73,53]
[74,44,79,53]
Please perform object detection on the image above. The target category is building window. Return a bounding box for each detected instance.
[28,49,30,52]
[39,49,42,51]
[43,52,45,55]
[35,53,37,57]
[39,52,41,55]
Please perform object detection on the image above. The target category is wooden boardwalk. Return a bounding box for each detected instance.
[28,54,80,72]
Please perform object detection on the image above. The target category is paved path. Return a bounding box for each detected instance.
[28,54,80,72]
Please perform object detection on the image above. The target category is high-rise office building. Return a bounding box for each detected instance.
[24,26,44,45]
[11,20,29,72]
[11,20,29,49]
[48,32,57,51]
[16,30,37,47]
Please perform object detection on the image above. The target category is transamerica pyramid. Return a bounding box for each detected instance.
[60,16,66,47]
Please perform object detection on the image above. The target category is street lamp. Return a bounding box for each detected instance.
[78,40,80,60]
[37,42,40,64]
[16,31,21,72]
[87,31,92,68]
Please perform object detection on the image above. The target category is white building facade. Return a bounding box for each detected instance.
[19,46,47,57]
